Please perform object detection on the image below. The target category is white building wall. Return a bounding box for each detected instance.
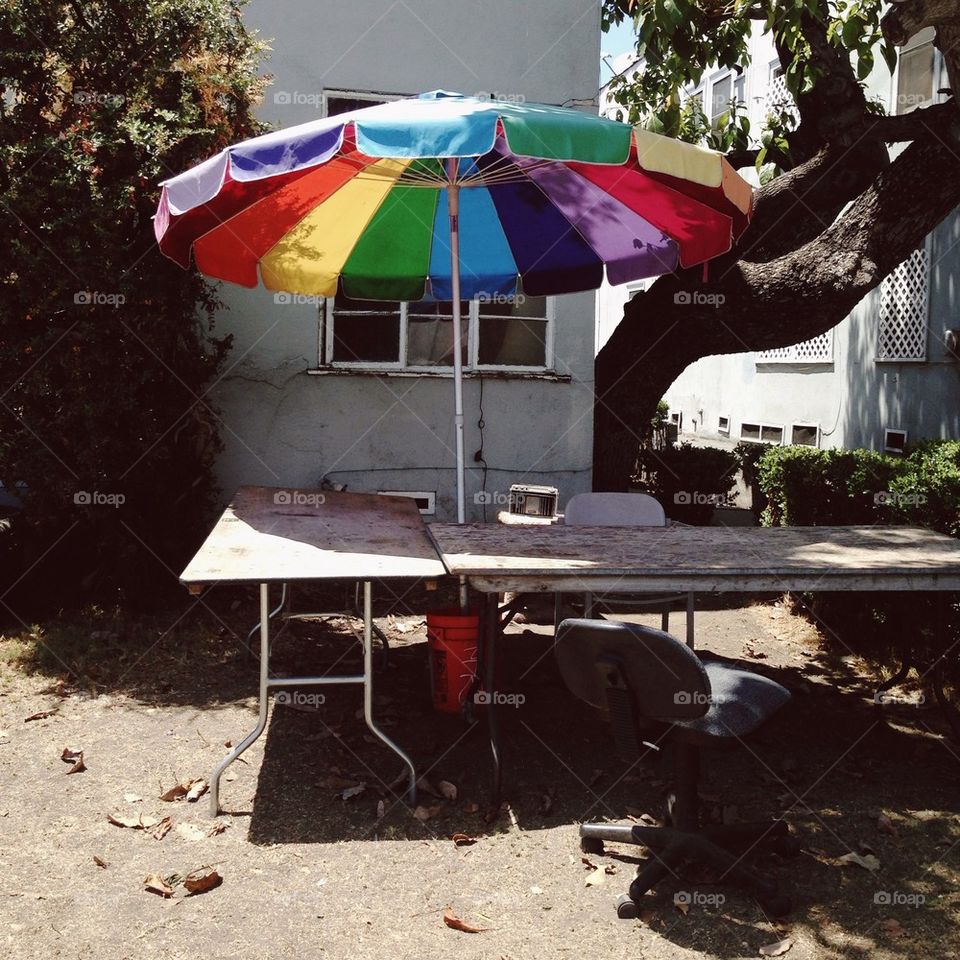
[206,0,602,519]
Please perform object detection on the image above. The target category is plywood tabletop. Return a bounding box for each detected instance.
[181,487,446,585]
[428,523,960,593]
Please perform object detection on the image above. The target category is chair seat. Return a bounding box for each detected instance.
[675,656,791,741]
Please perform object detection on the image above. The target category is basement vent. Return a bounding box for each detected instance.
[758,331,833,363]
[877,247,929,361]
[378,490,436,515]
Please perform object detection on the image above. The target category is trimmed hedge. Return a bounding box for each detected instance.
[754,441,960,535]
[752,440,960,666]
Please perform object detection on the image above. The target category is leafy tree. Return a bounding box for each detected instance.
[0,1,267,607]
[595,0,960,489]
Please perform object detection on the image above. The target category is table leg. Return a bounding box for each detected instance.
[211,582,272,817]
[360,580,417,805]
[483,592,502,805]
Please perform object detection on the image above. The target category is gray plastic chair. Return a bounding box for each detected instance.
[555,618,797,917]
[560,493,694,644]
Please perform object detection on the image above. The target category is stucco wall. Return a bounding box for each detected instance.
[206,1,602,519]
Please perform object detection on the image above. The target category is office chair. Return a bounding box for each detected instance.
[561,493,694,643]
[555,618,798,917]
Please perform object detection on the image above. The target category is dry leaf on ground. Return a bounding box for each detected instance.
[585,867,606,887]
[183,868,223,895]
[450,833,477,847]
[144,874,175,898]
[880,918,905,939]
[107,811,160,830]
[153,817,173,840]
[208,821,228,837]
[838,851,880,871]
[442,907,487,933]
[414,804,443,821]
[24,710,57,723]
[341,783,366,801]
[877,814,898,836]
[437,780,458,801]
[759,938,794,957]
[61,748,86,774]
[93,856,108,869]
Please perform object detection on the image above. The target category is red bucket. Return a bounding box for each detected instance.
[427,608,481,714]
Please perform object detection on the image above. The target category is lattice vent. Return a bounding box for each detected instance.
[877,247,929,361]
[758,331,833,363]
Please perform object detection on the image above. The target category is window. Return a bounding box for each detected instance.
[757,331,833,364]
[884,428,908,454]
[324,90,402,116]
[718,415,730,435]
[710,73,733,128]
[740,422,784,444]
[894,28,942,114]
[877,246,929,361]
[733,73,746,108]
[791,423,820,447]
[321,293,552,371]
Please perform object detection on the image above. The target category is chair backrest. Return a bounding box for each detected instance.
[555,618,709,721]
[564,492,666,527]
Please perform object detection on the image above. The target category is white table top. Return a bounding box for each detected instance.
[428,523,960,593]
[181,486,446,585]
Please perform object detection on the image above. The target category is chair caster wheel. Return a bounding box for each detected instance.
[580,836,605,855]
[758,892,792,916]
[616,894,639,919]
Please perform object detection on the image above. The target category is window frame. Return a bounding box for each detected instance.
[320,296,556,374]
[790,422,821,447]
[739,421,785,445]
[708,70,734,127]
[889,28,945,116]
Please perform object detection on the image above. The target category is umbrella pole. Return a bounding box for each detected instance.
[446,160,469,613]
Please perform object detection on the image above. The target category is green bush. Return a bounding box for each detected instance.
[0,1,267,607]
[755,446,907,527]
[639,443,738,525]
[753,441,960,667]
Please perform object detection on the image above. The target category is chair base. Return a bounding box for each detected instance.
[580,819,797,917]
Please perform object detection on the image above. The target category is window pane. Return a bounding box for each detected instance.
[741,423,761,441]
[332,311,400,363]
[407,314,468,366]
[896,44,934,113]
[791,425,818,446]
[733,74,745,106]
[478,318,547,366]
[711,75,732,125]
[760,425,783,444]
[477,294,546,319]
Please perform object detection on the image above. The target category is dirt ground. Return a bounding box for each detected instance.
[1,587,958,960]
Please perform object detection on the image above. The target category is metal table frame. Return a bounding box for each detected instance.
[209,580,416,816]
[181,486,446,816]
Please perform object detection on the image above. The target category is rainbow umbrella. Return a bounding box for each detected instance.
[155,91,753,522]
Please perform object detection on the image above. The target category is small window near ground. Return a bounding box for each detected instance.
[718,415,730,435]
[791,423,820,447]
[884,428,908,454]
[740,421,783,444]
[378,491,436,515]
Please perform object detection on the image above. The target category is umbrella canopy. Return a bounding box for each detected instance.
[155,91,753,521]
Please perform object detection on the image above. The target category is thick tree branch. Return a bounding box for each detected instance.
[593,131,960,490]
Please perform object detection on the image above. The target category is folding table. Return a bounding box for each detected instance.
[181,486,446,815]
[427,522,960,800]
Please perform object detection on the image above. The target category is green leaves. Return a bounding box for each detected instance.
[0,0,265,604]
